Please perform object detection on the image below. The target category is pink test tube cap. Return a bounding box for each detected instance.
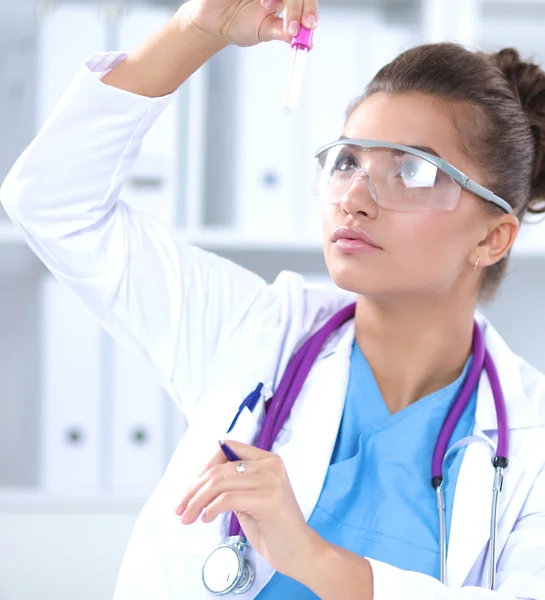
[291,26,314,50]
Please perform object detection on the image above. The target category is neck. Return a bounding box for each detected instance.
[354,292,476,414]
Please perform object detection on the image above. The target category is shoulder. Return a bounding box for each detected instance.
[231,269,355,349]
[518,358,545,426]
[212,269,355,388]
[269,271,357,333]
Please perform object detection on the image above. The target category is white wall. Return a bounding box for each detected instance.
[0,509,139,600]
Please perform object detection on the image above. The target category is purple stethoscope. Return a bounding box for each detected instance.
[201,303,509,595]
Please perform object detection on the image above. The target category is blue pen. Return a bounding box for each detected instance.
[219,441,242,462]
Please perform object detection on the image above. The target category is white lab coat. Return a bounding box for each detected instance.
[2,53,545,600]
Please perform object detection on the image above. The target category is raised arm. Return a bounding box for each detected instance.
[1,0,316,416]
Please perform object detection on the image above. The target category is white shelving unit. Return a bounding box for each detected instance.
[1,0,545,504]
[0,0,195,510]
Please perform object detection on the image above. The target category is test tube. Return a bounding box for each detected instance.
[284,26,314,114]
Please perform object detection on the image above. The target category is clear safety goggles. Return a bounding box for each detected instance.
[313,139,513,214]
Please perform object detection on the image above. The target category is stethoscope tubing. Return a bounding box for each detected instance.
[225,305,509,590]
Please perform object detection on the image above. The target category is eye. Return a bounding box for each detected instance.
[332,152,359,173]
[396,157,437,188]
[399,160,420,180]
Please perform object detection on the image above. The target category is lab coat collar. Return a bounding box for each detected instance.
[475,313,543,431]
[274,316,355,523]
[315,308,543,432]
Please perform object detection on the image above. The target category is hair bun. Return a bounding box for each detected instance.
[489,48,545,213]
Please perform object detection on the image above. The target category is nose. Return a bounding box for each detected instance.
[339,170,379,219]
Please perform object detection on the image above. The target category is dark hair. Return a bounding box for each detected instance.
[347,43,545,301]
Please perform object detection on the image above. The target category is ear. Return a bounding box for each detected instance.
[475,214,520,267]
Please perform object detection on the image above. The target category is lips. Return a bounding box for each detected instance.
[331,227,381,249]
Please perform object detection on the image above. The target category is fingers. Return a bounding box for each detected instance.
[175,443,280,521]
[202,489,270,523]
[219,440,269,461]
[173,446,228,517]
[185,439,259,483]
[178,461,262,524]
[283,0,303,37]
[196,444,229,476]
[175,442,273,521]
[260,0,282,12]
[260,0,318,42]
[283,0,319,37]
[301,0,319,30]
[200,491,241,523]
[259,14,291,44]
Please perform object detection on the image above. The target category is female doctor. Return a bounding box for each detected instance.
[2,0,545,597]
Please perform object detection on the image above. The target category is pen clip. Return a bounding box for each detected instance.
[226,382,264,434]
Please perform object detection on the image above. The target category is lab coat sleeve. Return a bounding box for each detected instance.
[0,52,272,416]
[367,465,545,600]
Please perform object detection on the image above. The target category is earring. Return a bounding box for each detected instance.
[473,256,480,272]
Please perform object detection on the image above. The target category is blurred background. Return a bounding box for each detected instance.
[1,0,545,598]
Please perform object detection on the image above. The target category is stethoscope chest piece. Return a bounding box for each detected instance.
[202,536,255,595]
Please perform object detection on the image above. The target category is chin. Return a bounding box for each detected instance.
[327,259,415,299]
[327,263,381,296]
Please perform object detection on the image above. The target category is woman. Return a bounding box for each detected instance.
[2,0,545,597]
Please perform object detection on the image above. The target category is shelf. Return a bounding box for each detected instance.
[0,220,325,251]
[0,222,24,243]
[0,222,325,253]
[0,490,146,512]
[484,0,545,6]
[183,228,323,252]
[2,219,545,257]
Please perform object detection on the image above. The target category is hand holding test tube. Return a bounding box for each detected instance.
[284,26,314,114]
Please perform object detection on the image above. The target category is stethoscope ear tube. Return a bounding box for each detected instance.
[435,461,506,590]
[489,465,505,590]
[435,484,447,585]
[431,324,510,589]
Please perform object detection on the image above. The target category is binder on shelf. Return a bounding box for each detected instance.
[233,41,301,237]
[165,400,189,458]
[39,275,102,496]
[183,60,209,232]
[36,2,107,128]
[109,338,167,497]
[422,0,479,46]
[117,6,182,227]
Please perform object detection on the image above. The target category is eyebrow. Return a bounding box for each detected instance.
[339,136,442,159]
[410,145,441,158]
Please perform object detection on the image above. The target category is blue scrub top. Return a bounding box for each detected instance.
[256,340,478,598]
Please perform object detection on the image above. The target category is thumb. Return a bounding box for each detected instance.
[259,14,292,44]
